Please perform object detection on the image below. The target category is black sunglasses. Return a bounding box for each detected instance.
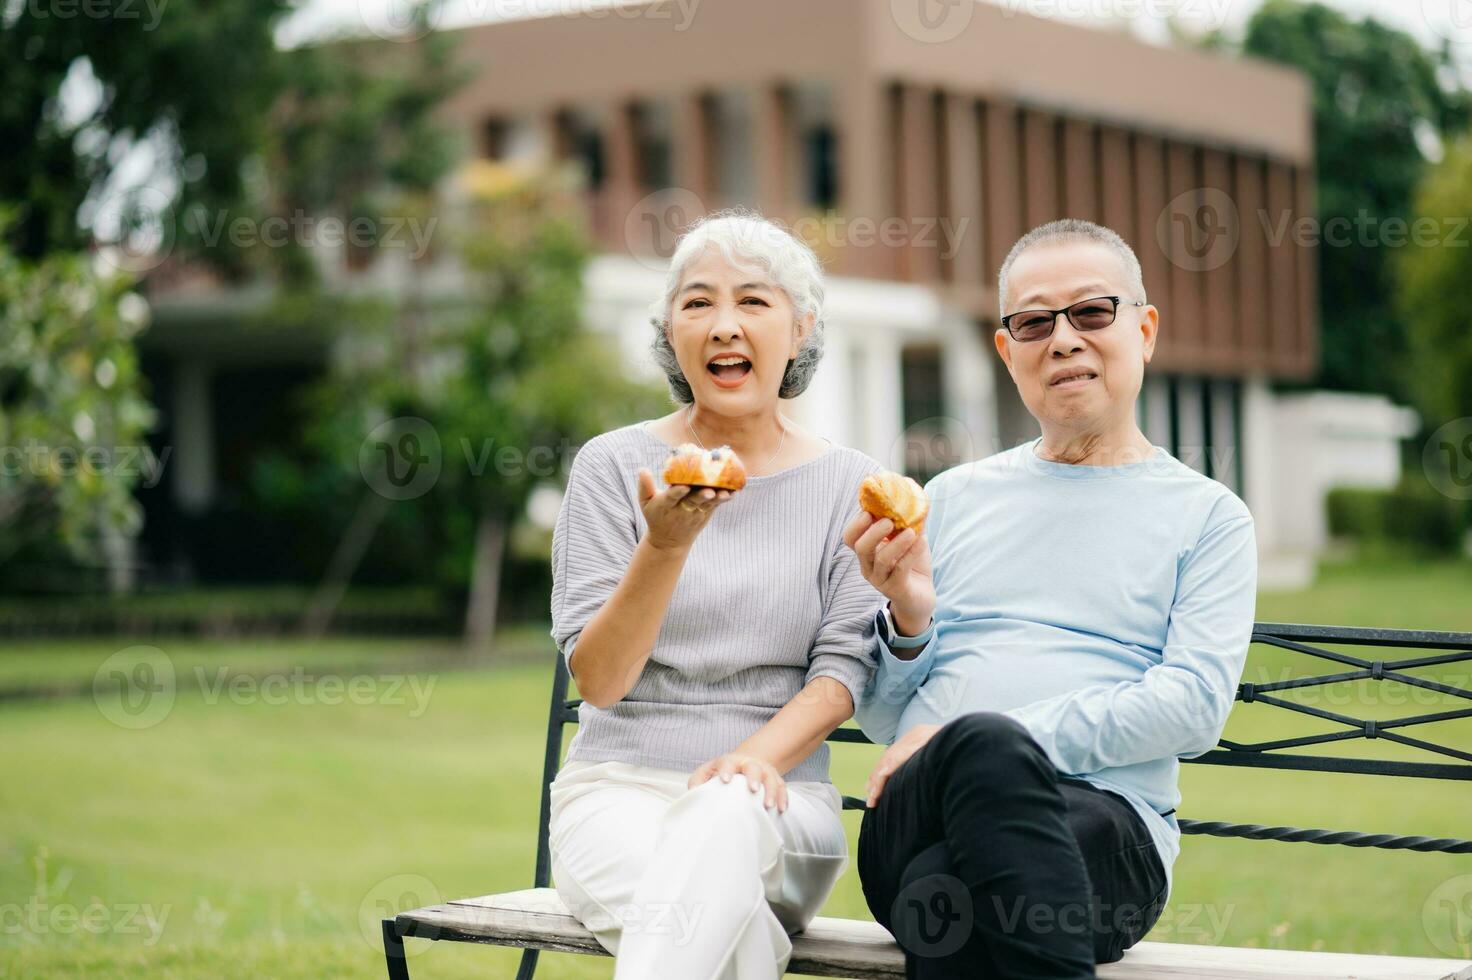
[1000,295,1146,342]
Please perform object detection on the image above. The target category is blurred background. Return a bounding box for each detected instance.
[2,0,1471,976]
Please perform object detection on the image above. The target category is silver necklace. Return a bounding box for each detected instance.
[685,404,786,476]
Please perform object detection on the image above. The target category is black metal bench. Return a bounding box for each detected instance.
[384,622,1472,979]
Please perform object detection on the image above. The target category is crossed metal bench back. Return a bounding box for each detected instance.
[501,621,1472,980]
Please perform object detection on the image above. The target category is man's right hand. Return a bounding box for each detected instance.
[866,722,941,807]
[843,511,935,637]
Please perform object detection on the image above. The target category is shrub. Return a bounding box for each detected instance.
[1326,475,1467,554]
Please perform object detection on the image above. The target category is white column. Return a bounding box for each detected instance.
[940,310,996,465]
[862,332,904,468]
[1176,377,1206,473]
[789,327,852,447]
[1209,379,1240,492]
[1240,374,1278,557]
[1143,374,1171,451]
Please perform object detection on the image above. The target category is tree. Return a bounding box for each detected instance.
[0,214,156,592]
[0,0,294,267]
[250,16,466,288]
[1396,132,1472,428]
[1,1,300,591]
[295,165,667,653]
[1222,1,1470,399]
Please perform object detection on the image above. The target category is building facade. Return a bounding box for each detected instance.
[146,0,1417,586]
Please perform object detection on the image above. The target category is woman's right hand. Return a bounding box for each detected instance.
[637,468,734,552]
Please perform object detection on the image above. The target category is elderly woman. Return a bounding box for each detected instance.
[548,210,885,979]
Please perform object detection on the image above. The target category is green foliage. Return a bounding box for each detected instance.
[1325,474,1467,554]
[1230,0,1471,399]
[253,19,469,288]
[0,214,156,579]
[266,170,666,596]
[0,0,294,265]
[1395,132,1472,427]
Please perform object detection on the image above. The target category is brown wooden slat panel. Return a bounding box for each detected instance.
[1063,118,1098,221]
[1133,134,1172,367]
[1022,108,1061,229]
[1165,141,1204,361]
[1201,147,1237,370]
[836,80,892,280]
[754,83,794,226]
[984,99,1023,303]
[1265,161,1299,371]
[898,85,941,283]
[1294,164,1319,378]
[944,94,984,288]
[1099,125,1134,245]
[673,91,716,201]
[1233,153,1270,373]
[601,102,640,252]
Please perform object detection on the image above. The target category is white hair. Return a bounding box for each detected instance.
[649,208,826,404]
[997,219,1147,317]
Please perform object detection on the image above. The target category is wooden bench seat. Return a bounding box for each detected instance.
[395,888,1472,980]
[382,625,1472,979]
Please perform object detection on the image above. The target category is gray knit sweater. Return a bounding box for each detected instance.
[550,421,885,782]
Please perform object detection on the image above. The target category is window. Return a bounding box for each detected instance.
[631,101,672,192]
[713,91,755,206]
[557,110,605,189]
[803,124,837,208]
[900,345,951,483]
[482,117,509,160]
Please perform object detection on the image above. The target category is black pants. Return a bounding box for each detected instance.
[857,712,1168,979]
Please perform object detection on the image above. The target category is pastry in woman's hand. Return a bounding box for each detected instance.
[858,471,929,532]
[662,443,747,492]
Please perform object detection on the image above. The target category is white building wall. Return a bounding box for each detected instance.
[1208,378,1240,494]
[1242,380,1418,589]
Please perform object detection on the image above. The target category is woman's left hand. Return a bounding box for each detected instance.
[688,753,788,813]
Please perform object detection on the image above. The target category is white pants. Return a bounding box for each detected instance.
[548,759,849,980]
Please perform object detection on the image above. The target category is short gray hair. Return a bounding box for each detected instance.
[649,208,825,404]
[997,219,1146,317]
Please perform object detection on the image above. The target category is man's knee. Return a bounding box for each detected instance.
[930,711,1049,779]
[888,843,978,961]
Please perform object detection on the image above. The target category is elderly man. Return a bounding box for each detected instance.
[843,219,1257,979]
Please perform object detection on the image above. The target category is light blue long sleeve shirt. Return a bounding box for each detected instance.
[855,437,1258,902]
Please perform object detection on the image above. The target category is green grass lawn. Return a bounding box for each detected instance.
[2,558,1470,978]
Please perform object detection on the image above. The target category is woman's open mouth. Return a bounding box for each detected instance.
[707,355,752,388]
